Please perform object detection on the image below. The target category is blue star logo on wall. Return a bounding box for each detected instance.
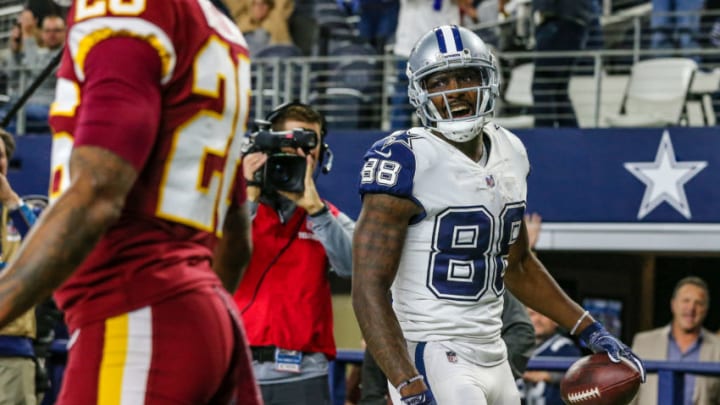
[624,130,707,220]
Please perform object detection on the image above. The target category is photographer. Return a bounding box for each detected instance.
[1,9,41,96]
[233,102,354,405]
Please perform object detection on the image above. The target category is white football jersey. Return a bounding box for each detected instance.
[359,124,529,362]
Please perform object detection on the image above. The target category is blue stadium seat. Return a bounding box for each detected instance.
[309,88,366,130]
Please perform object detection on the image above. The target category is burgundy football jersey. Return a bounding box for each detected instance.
[48,0,251,330]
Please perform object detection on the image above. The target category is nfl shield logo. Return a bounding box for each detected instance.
[485,175,495,188]
[446,351,458,363]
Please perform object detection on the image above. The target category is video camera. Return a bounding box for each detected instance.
[244,124,318,193]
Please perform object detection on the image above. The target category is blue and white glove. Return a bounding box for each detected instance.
[401,390,436,405]
[580,321,646,382]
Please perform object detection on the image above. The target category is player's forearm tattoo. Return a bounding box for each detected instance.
[0,147,134,329]
[353,195,420,385]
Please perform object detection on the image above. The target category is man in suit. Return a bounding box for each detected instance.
[631,276,720,405]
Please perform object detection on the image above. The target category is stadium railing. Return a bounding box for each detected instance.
[4,9,720,135]
[332,349,720,405]
[248,47,720,131]
[40,340,720,404]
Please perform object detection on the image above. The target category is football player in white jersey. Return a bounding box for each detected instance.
[352,25,645,405]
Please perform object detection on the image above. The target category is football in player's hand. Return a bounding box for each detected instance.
[560,353,641,405]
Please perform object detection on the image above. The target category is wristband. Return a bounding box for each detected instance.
[396,375,424,393]
[570,310,590,335]
[308,204,329,218]
[8,200,37,238]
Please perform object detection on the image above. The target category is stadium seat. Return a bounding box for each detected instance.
[605,57,697,127]
[569,71,629,128]
[493,62,534,128]
[308,88,367,130]
[687,67,720,126]
[318,19,359,55]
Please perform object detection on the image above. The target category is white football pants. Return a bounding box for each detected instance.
[388,341,521,405]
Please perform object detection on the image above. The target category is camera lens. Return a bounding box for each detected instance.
[264,154,306,193]
[269,161,292,183]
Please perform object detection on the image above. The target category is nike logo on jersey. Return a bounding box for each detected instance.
[375,149,392,158]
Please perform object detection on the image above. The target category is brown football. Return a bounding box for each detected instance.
[560,353,641,405]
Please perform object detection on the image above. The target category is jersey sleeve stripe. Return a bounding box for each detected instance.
[69,17,176,84]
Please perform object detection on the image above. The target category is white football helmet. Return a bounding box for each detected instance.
[407,25,499,142]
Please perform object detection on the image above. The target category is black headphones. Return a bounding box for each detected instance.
[264,100,333,174]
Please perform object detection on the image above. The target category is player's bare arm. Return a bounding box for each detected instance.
[352,193,426,395]
[0,146,137,329]
[504,220,593,333]
[506,220,646,379]
[213,202,252,293]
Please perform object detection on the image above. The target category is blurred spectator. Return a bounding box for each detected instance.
[531,0,594,127]
[0,11,63,134]
[650,0,705,57]
[26,0,63,27]
[228,0,294,49]
[704,0,720,61]
[287,0,316,55]
[1,8,43,96]
[390,0,464,130]
[461,0,509,50]
[0,21,24,96]
[18,8,42,53]
[587,0,604,50]
[630,276,720,405]
[517,307,582,405]
[574,0,604,75]
[339,0,400,54]
[0,14,64,134]
[0,129,44,405]
[23,14,65,127]
[240,0,275,55]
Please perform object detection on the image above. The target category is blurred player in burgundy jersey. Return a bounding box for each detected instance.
[0,0,262,403]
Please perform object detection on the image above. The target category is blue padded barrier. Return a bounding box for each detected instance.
[332,350,720,405]
[41,343,720,404]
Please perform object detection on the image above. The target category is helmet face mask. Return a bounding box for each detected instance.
[407,25,499,142]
